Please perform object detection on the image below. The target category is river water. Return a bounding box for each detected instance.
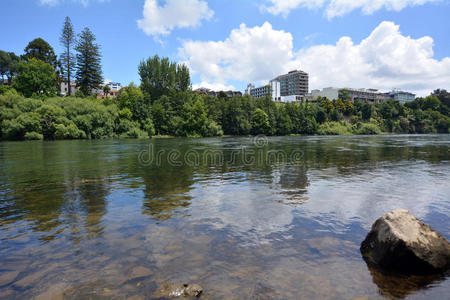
[0,135,449,299]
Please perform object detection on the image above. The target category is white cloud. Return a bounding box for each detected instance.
[261,0,439,19]
[261,0,326,18]
[137,0,214,37]
[192,81,235,91]
[180,22,295,86]
[180,21,450,96]
[326,0,439,19]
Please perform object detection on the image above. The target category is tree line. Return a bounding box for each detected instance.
[0,17,102,98]
[0,21,449,141]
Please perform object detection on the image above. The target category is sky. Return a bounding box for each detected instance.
[1,0,450,96]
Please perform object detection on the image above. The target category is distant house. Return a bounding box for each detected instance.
[105,81,122,91]
[383,90,416,103]
[60,81,78,96]
[97,90,120,99]
[60,80,122,97]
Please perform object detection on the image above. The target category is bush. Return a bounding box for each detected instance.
[0,85,18,95]
[24,131,43,140]
[54,123,85,139]
[75,90,85,98]
[318,122,352,135]
[124,127,148,139]
[355,123,382,135]
[205,120,223,137]
[143,118,156,137]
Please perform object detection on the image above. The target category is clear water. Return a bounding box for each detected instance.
[0,135,449,299]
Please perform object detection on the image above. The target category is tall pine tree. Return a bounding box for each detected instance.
[59,16,76,95]
[75,27,103,96]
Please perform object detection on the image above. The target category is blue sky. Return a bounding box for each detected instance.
[1,0,449,96]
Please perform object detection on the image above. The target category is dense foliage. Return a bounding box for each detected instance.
[12,58,58,98]
[0,85,448,141]
[139,55,191,100]
[0,51,20,84]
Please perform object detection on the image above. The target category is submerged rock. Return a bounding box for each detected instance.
[361,209,450,273]
[157,283,203,298]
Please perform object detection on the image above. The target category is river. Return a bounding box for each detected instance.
[0,135,449,299]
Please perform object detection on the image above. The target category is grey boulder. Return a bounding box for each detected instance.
[361,209,450,273]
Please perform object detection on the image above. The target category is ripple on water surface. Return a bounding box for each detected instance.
[0,135,449,299]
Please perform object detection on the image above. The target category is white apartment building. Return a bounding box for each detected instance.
[310,87,340,101]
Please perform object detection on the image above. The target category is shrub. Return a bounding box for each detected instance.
[318,122,352,135]
[124,127,148,139]
[355,123,382,135]
[24,131,43,140]
[205,120,223,137]
[143,118,155,137]
[75,90,85,98]
[55,123,85,139]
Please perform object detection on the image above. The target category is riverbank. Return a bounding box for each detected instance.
[0,89,448,141]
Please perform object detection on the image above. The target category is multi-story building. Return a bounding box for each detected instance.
[246,81,281,101]
[249,85,270,98]
[309,87,340,101]
[273,70,309,97]
[105,82,122,91]
[384,90,416,103]
[346,88,388,103]
[245,83,255,96]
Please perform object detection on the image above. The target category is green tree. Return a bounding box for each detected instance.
[0,51,11,82]
[13,58,57,98]
[361,103,372,120]
[0,51,20,84]
[422,96,441,111]
[176,64,191,91]
[22,38,58,69]
[75,27,103,96]
[431,89,450,110]
[59,16,77,96]
[139,55,191,100]
[251,108,271,135]
[103,84,111,97]
[338,89,350,101]
[181,98,209,136]
[334,98,346,112]
[117,83,152,126]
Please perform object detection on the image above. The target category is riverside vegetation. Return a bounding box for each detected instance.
[1,18,449,141]
[1,83,449,140]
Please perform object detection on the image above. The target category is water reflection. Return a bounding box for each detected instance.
[0,135,449,299]
[365,263,448,299]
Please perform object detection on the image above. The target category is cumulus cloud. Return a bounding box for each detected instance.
[261,0,438,19]
[180,22,295,86]
[261,0,326,18]
[180,21,450,96]
[137,0,214,37]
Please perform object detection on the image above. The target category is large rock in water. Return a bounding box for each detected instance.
[361,209,450,273]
